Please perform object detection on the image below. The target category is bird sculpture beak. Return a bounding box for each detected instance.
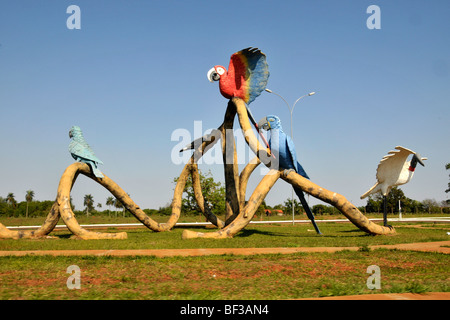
[413,153,427,167]
[258,117,269,131]
[69,131,73,139]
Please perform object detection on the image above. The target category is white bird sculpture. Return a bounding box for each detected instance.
[361,146,427,199]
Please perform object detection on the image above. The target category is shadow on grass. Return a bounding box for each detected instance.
[235,229,286,238]
[235,228,332,239]
[339,229,365,233]
[55,234,73,240]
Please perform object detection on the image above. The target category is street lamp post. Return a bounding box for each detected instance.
[265,88,316,225]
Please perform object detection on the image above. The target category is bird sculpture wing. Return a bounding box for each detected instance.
[265,123,319,233]
[229,47,270,105]
[284,132,320,233]
[285,134,309,179]
[375,146,414,183]
[69,140,104,165]
[360,146,414,199]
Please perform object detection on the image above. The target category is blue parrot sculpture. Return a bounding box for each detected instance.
[68,125,104,178]
[258,115,321,234]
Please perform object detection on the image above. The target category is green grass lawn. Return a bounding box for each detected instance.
[2,212,447,227]
[0,218,449,300]
[0,219,449,251]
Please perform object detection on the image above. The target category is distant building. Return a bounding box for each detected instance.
[264,209,283,216]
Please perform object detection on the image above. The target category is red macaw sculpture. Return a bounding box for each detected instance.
[207,47,270,105]
[207,47,272,153]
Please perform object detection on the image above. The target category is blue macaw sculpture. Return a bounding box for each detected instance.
[258,115,321,234]
[68,125,104,178]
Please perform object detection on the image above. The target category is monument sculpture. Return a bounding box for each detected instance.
[0,48,398,240]
[361,146,427,227]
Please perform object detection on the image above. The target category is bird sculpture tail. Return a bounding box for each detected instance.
[360,182,380,199]
[87,161,104,178]
[293,187,322,234]
[295,162,309,180]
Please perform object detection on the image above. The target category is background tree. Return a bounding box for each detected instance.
[409,199,422,214]
[0,197,5,214]
[83,194,94,216]
[312,204,335,215]
[272,203,284,211]
[114,198,125,217]
[0,197,11,217]
[25,190,34,218]
[106,196,114,217]
[6,193,16,208]
[173,169,225,216]
[362,186,445,215]
[283,198,303,216]
[421,199,440,214]
[255,200,266,218]
[365,196,381,213]
[371,187,409,214]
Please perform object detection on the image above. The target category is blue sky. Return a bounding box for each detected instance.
[0,0,449,212]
